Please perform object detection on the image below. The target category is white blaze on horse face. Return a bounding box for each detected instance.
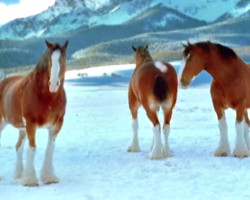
[49,50,61,93]
[178,54,189,83]
[154,61,168,73]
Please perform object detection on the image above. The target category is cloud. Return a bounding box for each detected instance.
[0,0,56,25]
[0,0,20,5]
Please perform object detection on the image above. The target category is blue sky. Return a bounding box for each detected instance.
[0,0,56,25]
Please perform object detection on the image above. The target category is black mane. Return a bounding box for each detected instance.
[52,43,63,52]
[183,41,237,60]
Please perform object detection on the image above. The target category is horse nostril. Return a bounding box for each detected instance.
[48,81,51,86]
[183,79,190,86]
[57,81,60,86]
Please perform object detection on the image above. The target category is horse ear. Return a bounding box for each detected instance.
[187,41,191,46]
[45,40,53,49]
[63,40,69,49]
[132,45,137,52]
[145,45,148,50]
[182,43,187,48]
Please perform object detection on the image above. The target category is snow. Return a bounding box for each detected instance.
[65,64,135,79]
[1,62,250,199]
[154,0,240,22]
[37,28,47,36]
[153,13,184,28]
[90,1,147,26]
[109,5,120,13]
[228,3,250,18]
[1,0,246,40]
[84,0,110,10]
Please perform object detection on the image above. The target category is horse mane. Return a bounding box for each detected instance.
[35,43,63,73]
[183,41,237,60]
[136,46,153,63]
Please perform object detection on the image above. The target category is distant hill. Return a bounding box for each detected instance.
[1,0,250,71]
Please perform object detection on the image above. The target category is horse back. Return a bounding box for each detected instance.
[0,76,24,126]
[130,61,178,104]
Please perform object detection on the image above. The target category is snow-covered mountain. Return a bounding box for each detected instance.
[1,0,250,70]
[0,0,248,40]
[215,0,250,21]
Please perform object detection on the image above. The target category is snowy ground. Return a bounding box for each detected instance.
[1,63,250,200]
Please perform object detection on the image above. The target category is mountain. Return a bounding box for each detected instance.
[0,0,243,40]
[1,0,250,70]
[215,0,250,22]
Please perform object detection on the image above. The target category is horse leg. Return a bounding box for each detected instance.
[40,118,63,184]
[145,107,163,160]
[233,105,249,157]
[127,88,140,152]
[214,112,231,157]
[161,105,174,158]
[0,119,6,181]
[0,119,6,148]
[21,122,38,186]
[244,111,250,151]
[211,85,230,156]
[14,130,26,179]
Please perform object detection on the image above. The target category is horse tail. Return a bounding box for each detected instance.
[153,75,169,101]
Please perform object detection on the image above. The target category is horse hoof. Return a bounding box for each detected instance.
[148,151,164,160]
[214,150,230,157]
[44,180,59,185]
[233,149,249,158]
[127,145,140,152]
[233,153,249,158]
[41,175,59,184]
[214,152,229,157]
[162,146,172,158]
[22,182,39,187]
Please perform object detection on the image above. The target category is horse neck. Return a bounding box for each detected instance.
[204,55,243,87]
[136,55,153,67]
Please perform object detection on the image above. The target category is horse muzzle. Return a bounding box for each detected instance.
[180,79,191,89]
[48,80,60,93]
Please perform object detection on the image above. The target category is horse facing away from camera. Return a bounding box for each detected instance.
[128,45,178,159]
[179,41,250,158]
[0,40,68,186]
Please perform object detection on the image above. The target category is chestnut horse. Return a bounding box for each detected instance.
[179,41,250,158]
[0,40,68,186]
[128,45,178,159]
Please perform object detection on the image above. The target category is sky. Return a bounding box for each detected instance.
[0,0,56,25]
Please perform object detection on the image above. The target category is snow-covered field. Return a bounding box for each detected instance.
[1,63,250,200]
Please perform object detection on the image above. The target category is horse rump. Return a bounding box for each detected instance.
[153,75,168,101]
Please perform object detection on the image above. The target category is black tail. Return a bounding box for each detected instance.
[153,75,168,101]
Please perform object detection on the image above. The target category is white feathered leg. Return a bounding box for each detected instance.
[148,124,163,159]
[40,129,58,184]
[0,120,6,180]
[233,121,249,157]
[244,121,250,150]
[162,125,171,158]
[127,119,140,152]
[14,130,26,179]
[21,147,38,186]
[214,115,230,156]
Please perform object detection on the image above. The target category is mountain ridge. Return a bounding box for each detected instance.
[1,0,250,70]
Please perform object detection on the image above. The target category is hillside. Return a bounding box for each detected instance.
[1,0,250,72]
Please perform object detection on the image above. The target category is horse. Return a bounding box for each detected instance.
[0,40,68,186]
[179,40,250,158]
[128,45,178,159]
